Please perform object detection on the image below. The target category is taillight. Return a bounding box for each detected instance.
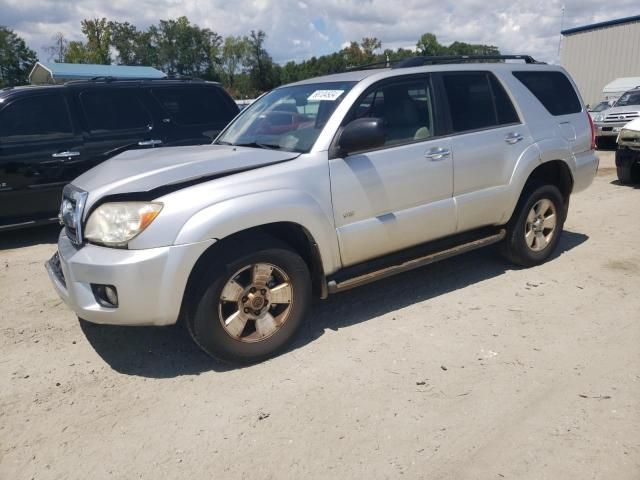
[587,112,596,150]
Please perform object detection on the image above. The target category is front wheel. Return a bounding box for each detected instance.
[501,184,566,267]
[186,237,311,363]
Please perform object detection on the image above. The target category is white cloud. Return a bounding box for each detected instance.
[1,0,637,64]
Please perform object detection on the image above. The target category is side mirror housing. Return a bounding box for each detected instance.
[337,117,386,155]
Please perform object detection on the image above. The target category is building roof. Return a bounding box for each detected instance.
[561,15,640,36]
[29,62,166,84]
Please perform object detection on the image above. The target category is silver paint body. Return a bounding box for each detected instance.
[47,63,598,326]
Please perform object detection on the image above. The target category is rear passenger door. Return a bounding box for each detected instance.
[78,88,160,171]
[439,72,532,232]
[0,93,85,225]
[151,86,238,146]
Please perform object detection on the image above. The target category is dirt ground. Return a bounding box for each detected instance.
[1,151,639,480]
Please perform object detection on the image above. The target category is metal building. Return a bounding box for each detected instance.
[560,15,640,107]
[29,62,166,84]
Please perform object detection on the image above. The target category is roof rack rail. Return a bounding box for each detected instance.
[345,60,396,72]
[393,55,544,68]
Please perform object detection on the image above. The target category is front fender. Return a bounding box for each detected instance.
[174,189,341,275]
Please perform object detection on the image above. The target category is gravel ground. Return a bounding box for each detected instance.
[1,151,639,480]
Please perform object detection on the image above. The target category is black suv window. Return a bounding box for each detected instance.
[80,90,152,134]
[0,94,73,143]
[443,72,518,133]
[513,71,581,116]
[152,87,236,126]
[351,76,436,147]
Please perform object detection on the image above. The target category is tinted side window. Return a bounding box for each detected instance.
[489,74,519,125]
[0,94,73,142]
[443,73,497,133]
[152,87,236,125]
[351,77,436,147]
[80,90,151,134]
[513,71,581,116]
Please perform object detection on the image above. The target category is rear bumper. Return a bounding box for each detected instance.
[572,150,599,193]
[46,230,215,326]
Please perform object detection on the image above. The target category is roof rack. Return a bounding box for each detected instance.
[345,60,395,72]
[393,55,544,68]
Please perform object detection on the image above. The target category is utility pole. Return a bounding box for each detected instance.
[557,4,566,61]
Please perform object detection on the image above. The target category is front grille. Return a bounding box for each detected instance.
[48,252,66,287]
[60,184,88,246]
[604,112,639,123]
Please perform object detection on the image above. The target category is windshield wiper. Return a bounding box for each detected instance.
[233,141,282,150]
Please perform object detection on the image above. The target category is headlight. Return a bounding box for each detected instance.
[85,202,163,247]
[593,113,604,122]
[617,128,640,147]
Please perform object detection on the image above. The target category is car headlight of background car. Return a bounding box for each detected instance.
[617,128,640,148]
[84,202,163,247]
[593,113,604,122]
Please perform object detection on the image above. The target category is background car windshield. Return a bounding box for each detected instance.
[217,81,355,153]
[615,92,640,107]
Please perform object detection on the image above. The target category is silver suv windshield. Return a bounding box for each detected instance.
[216,81,356,153]
[615,91,640,107]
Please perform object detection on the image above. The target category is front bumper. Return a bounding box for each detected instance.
[595,122,626,138]
[46,230,215,326]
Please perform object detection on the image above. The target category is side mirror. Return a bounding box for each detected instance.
[338,117,387,155]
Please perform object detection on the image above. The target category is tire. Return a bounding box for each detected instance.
[616,163,640,184]
[617,165,633,184]
[185,236,311,363]
[501,183,566,267]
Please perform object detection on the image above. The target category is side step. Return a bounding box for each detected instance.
[327,229,506,294]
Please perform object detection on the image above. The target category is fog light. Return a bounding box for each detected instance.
[91,284,119,308]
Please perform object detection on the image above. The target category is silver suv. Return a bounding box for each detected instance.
[593,87,640,143]
[46,55,598,362]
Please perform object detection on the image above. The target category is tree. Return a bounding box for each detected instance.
[81,18,111,64]
[44,32,68,63]
[0,26,37,87]
[220,35,249,89]
[416,33,445,56]
[64,41,90,63]
[360,37,382,60]
[245,30,275,93]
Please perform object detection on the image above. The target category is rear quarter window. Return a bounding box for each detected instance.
[513,71,581,116]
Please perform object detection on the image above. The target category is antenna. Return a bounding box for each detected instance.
[557,4,566,60]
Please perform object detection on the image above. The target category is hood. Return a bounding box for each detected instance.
[602,105,640,116]
[623,117,640,132]
[73,144,300,210]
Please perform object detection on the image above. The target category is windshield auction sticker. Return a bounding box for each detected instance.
[307,90,345,101]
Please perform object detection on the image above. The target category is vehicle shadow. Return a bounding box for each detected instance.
[80,230,588,378]
[0,224,60,250]
[610,179,640,189]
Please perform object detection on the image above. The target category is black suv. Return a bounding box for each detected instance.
[0,78,239,230]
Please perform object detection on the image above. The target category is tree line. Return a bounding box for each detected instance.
[1,19,500,97]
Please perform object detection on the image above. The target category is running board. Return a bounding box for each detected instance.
[327,229,506,294]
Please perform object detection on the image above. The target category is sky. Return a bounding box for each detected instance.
[1,0,639,65]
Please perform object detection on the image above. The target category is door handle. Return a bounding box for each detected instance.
[51,151,80,158]
[425,147,451,161]
[138,139,163,147]
[505,133,524,144]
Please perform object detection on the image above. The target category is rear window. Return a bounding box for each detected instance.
[513,71,581,116]
[152,87,237,126]
[80,90,152,134]
[0,94,73,142]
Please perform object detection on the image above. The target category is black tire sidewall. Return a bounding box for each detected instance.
[507,184,565,266]
[190,246,311,363]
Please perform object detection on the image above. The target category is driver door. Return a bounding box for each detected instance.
[329,74,456,267]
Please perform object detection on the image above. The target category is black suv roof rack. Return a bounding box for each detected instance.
[393,55,544,68]
[64,76,209,85]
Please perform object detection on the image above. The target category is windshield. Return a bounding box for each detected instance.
[615,91,640,107]
[216,81,356,153]
[591,101,610,112]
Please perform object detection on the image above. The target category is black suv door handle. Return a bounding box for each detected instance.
[52,151,81,158]
[138,139,163,147]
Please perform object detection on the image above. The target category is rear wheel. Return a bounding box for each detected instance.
[186,237,311,363]
[501,183,565,267]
